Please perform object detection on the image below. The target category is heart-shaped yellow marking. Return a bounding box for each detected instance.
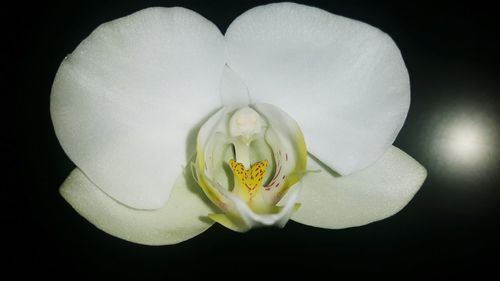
[229,159,268,198]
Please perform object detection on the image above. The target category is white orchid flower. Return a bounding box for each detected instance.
[51,3,427,245]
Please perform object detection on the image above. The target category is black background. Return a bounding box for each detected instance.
[14,0,499,279]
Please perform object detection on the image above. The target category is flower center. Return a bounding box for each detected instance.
[194,104,308,231]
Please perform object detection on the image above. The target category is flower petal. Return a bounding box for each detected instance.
[291,146,427,229]
[60,169,215,246]
[225,3,410,175]
[51,7,225,209]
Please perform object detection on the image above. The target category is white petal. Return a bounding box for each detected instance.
[225,3,410,175]
[291,146,426,229]
[60,169,215,246]
[51,7,226,209]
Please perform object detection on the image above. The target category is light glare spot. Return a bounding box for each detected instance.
[445,121,488,164]
[428,105,498,185]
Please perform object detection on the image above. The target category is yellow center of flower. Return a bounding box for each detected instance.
[229,159,268,200]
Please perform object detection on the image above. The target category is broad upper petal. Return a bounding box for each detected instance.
[51,7,225,209]
[225,3,410,175]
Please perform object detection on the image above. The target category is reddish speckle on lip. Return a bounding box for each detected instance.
[285,153,288,161]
